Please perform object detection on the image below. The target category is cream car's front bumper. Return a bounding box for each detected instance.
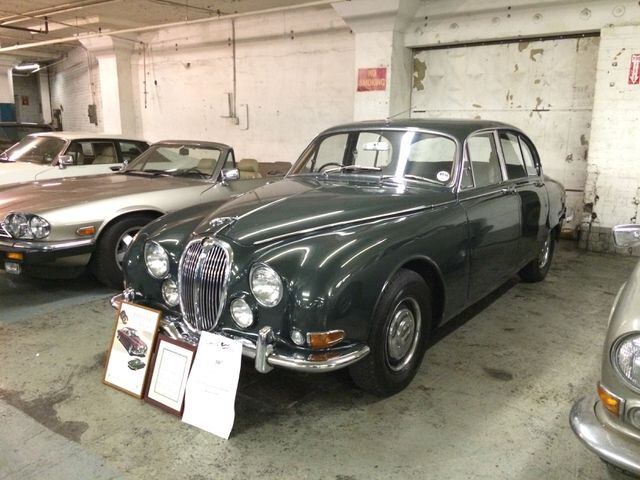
[570,395,640,476]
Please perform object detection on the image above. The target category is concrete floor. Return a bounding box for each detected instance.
[0,241,636,480]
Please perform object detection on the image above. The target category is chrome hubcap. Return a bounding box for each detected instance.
[386,297,421,372]
[539,234,551,269]
[115,227,140,270]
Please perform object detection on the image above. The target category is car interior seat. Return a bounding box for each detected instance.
[93,145,117,165]
[238,158,263,179]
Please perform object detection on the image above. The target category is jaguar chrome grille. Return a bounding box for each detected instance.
[178,238,231,332]
[0,222,10,239]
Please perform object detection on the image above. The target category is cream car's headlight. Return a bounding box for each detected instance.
[614,334,640,389]
[5,213,50,239]
[250,263,283,307]
[144,241,170,279]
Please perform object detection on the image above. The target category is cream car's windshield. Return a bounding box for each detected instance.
[1,136,66,164]
[290,130,457,185]
[125,145,222,178]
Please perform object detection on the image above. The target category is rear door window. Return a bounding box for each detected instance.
[118,141,145,164]
[518,136,539,176]
[467,133,503,188]
[499,132,527,179]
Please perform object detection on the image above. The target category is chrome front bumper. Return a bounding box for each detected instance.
[0,237,94,251]
[570,395,640,476]
[111,293,370,374]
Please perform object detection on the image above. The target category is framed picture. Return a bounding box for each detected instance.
[144,335,197,415]
[103,302,161,398]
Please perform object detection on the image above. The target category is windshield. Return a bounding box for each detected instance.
[1,136,66,164]
[0,125,51,145]
[125,144,223,178]
[290,130,458,185]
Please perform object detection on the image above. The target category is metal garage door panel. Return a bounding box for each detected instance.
[411,37,599,229]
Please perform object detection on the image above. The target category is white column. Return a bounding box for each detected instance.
[80,37,136,135]
[0,55,16,120]
[37,70,52,124]
[581,25,640,252]
[332,0,418,120]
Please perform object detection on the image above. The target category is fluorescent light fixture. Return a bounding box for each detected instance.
[13,63,40,72]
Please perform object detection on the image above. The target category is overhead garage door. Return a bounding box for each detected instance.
[411,36,600,232]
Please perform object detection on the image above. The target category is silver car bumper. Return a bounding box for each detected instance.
[570,395,640,476]
[0,237,93,251]
[111,292,370,374]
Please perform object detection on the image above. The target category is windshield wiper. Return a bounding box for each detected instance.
[323,165,382,176]
[123,169,169,177]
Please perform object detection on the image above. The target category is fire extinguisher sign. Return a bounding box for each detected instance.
[628,54,640,84]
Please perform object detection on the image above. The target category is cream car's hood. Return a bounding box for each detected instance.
[0,173,212,216]
[0,161,48,185]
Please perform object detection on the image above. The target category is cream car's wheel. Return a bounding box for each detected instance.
[349,269,431,397]
[91,213,156,289]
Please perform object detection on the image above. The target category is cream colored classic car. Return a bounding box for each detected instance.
[0,132,149,185]
[0,140,282,288]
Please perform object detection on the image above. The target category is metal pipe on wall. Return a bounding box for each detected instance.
[0,0,122,25]
[0,0,337,53]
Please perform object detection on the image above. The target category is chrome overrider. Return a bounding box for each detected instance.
[111,290,371,374]
[570,395,640,476]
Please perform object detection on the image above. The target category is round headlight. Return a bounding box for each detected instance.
[615,334,640,389]
[29,215,50,239]
[161,278,179,307]
[5,213,29,238]
[250,264,283,307]
[230,298,254,328]
[144,241,170,279]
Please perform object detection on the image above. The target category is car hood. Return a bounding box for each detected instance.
[0,173,207,215]
[195,176,454,245]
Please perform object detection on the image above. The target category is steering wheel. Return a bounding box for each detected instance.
[178,167,208,179]
[318,163,343,173]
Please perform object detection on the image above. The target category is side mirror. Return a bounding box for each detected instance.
[221,168,239,184]
[58,155,74,169]
[613,225,640,248]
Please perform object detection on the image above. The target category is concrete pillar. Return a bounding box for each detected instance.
[332,0,418,120]
[80,37,136,135]
[581,25,640,253]
[37,70,52,124]
[0,56,16,121]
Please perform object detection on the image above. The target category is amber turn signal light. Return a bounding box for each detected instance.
[307,330,345,349]
[6,252,23,261]
[76,226,96,236]
[598,382,622,416]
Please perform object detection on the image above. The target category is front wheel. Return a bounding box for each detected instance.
[518,229,555,283]
[91,214,155,289]
[349,269,432,397]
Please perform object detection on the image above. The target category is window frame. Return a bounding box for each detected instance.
[461,129,507,191]
[516,133,542,177]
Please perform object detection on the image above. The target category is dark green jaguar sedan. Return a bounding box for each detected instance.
[112,119,565,396]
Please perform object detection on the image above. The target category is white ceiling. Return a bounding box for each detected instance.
[0,0,316,59]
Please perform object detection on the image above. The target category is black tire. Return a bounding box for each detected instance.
[518,229,555,283]
[604,461,640,479]
[348,269,432,397]
[91,214,155,289]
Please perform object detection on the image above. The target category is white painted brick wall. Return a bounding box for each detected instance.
[584,25,640,230]
[130,6,355,163]
[49,47,102,132]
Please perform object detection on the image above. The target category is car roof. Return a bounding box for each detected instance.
[321,118,523,142]
[28,131,148,142]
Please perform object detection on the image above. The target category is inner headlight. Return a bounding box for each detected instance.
[250,263,283,307]
[4,213,50,239]
[144,241,170,279]
[615,334,640,389]
[161,278,179,307]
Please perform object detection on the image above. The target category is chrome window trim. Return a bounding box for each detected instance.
[457,128,506,193]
